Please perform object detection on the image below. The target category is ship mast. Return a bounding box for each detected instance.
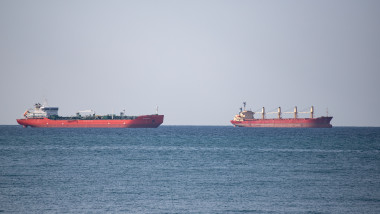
[297,106,315,118]
[294,106,298,119]
[261,107,265,119]
[311,106,314,118]
[266,107,283,119]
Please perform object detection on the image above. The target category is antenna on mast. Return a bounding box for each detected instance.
[156,105,159,115]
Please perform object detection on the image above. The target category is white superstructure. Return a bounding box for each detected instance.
[24,103,59,118]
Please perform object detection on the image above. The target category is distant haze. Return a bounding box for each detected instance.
[1,0,379,126]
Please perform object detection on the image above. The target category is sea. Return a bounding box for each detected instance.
[0,126,379,213]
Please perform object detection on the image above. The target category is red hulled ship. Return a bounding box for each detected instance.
[17,103,164,128]
[231,102,333,128]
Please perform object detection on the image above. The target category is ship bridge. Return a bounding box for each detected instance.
[25,103,59,118]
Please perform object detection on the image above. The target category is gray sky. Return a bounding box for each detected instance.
[1,0,379,126]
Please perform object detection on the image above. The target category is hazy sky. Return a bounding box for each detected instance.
[1,0,379,126]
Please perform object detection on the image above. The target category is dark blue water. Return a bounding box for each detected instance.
[1,126,379,213]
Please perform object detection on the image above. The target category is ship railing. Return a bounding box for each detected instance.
[48,115,138,120]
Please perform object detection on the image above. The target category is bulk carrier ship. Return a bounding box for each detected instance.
[17,103,164,128]
[231,102,333,128]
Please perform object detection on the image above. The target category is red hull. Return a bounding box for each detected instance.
[17,115,164,128]
[231,117,333,128]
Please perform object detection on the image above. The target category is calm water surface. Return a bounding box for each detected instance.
[0,126,379,213]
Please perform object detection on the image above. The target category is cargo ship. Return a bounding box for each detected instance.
[17,103,164,128]
[231,102,333,128]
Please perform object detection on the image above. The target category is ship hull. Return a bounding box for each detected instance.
[231,117,333,128]
[17,115,164,128]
